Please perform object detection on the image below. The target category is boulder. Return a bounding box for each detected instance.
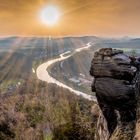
[90,48,136,81]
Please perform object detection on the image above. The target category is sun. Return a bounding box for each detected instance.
[40,5,60,26]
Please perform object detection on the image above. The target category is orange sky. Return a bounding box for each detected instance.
[0,0,140,37]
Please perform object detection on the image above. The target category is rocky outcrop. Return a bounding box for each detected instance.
[90,48,140,140]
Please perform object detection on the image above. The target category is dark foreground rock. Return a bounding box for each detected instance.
[90,48,140,140]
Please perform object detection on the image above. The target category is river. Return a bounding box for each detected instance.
[36,42,96,101]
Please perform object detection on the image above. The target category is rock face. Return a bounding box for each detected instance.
[90,48,140,139]
[136,71,140,139]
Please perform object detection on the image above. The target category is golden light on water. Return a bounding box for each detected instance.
[40,5,60,26]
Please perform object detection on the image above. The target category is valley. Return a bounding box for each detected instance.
[0,36,140,96]
[0,36,140,139]
[36,42,96,101]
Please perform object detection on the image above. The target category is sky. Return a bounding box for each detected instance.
[0,0,140,37]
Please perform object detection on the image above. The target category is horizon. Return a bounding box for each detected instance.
[0,35,140,39]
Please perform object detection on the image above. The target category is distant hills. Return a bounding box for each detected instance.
[0,35,140,52]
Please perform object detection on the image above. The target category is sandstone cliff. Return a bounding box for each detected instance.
[90,48,140,140]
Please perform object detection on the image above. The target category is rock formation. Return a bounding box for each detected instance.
[90,48,140,139]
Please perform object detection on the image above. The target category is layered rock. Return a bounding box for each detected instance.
[90,48,136,81]
[90,48,140,139]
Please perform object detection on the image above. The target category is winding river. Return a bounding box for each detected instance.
[36,42,96,101]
